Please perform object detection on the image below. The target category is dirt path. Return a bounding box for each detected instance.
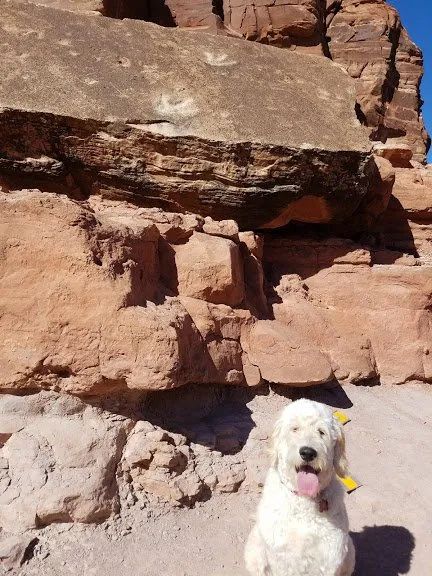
[18,383,432,576]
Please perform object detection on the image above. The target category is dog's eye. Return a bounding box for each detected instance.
[318,429,325,437]
[291,427,299,433]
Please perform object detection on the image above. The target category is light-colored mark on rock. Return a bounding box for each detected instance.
[128,122,182,137]
[317,88,331,100]
[2,24,44,40]
[142,64,159,76]
[96,131,122,142]
[204,52,237,67]
[155,94,199,119]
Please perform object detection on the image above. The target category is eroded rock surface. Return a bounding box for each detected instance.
[0,534,37,571]
[120,420,246,507]
[2,184,432,394]
[378,166,432,258]
[264,234,432,386]
[102,0,223,28]
[0,191,259,394]
[222,0,326,51]
[0,387,258,533]
[0,392,131,533]
[326,0,430,162]
[13,0,429,162]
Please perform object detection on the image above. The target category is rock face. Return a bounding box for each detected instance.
[173,233,245,306]
[0,534,37,570]
[378,166,432,258]
[2,184,432,395]
[0,0,432,542]
[0,190,259,394]
[101,0,223,28]
[121,418,246,507]
[105,0,432,162]
[0,387,252,533]
[263,235,432,386]
[326,0,430,163]
[16,0,429,161]
[0,392,131,533]
[222,0,326,52]
[244,320,334,386]
[0,1,372,230]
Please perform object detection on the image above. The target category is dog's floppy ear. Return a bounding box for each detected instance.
[333,418,348,477]
[270,416,284,467]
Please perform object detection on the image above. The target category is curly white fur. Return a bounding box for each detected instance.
[244,399,355,576]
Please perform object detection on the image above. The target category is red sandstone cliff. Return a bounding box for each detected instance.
[0,0,431,541]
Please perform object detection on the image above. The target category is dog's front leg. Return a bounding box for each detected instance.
[338,536,355,576]
[244,525,271,576]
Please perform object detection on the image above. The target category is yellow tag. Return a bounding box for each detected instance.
[333,410,351,425]
[333,412,360,493]
[338,475,361,493]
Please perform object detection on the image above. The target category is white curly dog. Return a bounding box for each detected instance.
[244,399,355,576]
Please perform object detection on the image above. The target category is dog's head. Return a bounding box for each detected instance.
[271,399,347,497]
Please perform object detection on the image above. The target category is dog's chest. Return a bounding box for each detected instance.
[264,499,339,547]
[261,498,347,575]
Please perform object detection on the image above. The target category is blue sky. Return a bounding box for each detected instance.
[389,0,432,162]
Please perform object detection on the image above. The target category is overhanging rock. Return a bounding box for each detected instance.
[0,0,372,229]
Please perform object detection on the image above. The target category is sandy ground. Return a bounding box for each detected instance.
[16,383,432,576]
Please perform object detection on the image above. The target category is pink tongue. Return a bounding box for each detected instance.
[297,470,320,497]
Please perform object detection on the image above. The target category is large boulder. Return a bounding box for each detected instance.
[0,0,372,230]
[173,233,245,306]
[19,0,428,162]
[222,0,326,52]
[245,320,334,386]
[0,392,131,533]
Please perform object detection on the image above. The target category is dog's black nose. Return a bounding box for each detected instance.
[299,446,317,462]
